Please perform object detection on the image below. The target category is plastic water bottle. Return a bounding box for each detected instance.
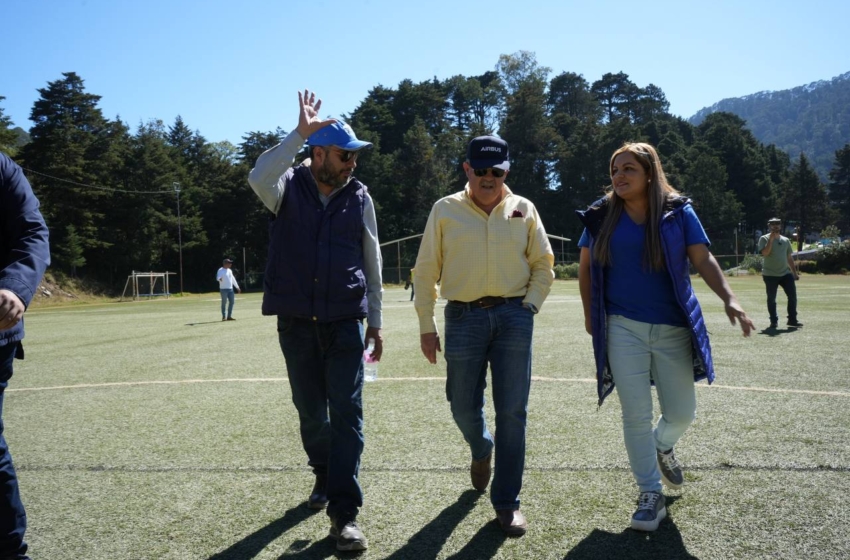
[364,338,378,382]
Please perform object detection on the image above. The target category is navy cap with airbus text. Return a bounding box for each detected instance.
[466,135,510,170]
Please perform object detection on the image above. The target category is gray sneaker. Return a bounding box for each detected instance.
[329,519,368,551]
[657,448,683,489]
[631,491,667,531]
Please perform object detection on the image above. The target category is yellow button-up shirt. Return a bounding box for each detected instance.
[413,184,555,334]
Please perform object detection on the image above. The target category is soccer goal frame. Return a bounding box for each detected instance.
[120,271,177,301]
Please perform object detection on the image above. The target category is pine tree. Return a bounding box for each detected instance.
[697,112,776,227]
[17,72,114,275]
[56,225,86,277]
[828,144,850,233]
[498,52,560,208]
[0,97,18,155]
[780,153,835,250]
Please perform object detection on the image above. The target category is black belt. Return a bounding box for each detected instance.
[448,296,509,309]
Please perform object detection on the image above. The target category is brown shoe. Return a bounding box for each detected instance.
[495,508,527,537]
[470,452,492,492]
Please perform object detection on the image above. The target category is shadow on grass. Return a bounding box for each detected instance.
[563,496,698,559]
[757,326,800,337]
[186,320,229,326]
[444,516,507,560]
[384,490,491,560]
[207,502,321,560]
[275,535,340,559]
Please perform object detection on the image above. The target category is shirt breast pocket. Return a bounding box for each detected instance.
[510,219,528,246]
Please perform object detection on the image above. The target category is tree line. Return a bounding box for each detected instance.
[1,51,849,293]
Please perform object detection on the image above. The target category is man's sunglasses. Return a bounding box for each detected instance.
[334,149,359,163]
[473,168,506,178]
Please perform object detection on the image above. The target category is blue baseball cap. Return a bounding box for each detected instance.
[466,135,510,170]
[306,121,373,150]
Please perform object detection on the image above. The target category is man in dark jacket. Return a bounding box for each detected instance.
[247,90,382,552]
[0,153,50,560]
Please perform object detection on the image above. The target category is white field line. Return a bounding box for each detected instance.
[7,376,849,397]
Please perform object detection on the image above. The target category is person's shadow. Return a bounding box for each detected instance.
[443,517,507,560]
[758,325,799,337]
[562,496,698,560]
[384,490,494,560]
[206,502,322,560]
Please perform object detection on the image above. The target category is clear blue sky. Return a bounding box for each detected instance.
[3,0,848,145]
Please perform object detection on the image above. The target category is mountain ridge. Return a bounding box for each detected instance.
[688,71,850,179]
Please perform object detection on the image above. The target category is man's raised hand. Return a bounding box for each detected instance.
[296,89,337,139]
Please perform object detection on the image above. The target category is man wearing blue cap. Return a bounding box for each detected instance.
[413,135,554,536]
[248,90,382,552]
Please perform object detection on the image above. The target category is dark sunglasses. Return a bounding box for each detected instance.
[473,168,506,178]
[334,149,359,163]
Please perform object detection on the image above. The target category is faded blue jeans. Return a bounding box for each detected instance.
[607,315,696,493]
[443,297,534,511]
[220,289,235,319]
[277,316,365,522]
[0,343,28,559]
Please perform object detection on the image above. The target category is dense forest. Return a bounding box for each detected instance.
[1,52,849,292]
[690,71,850,181]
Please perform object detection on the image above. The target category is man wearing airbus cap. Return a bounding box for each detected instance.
[413,135,554,536]
[248,89,383,551]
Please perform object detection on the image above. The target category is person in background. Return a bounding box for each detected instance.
[0,153,51,560]
[757,218,802,329]
[247,89,382,552]
[216,258,241,321]
[405,268,415,301]
[576,142,754,532]
[413,135,554,537]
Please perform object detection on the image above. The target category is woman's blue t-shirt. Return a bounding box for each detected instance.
[578,205,710,327]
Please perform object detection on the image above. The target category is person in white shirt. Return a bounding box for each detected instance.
[216,258,241,321]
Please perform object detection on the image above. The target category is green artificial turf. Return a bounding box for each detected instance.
[9,276,850,559]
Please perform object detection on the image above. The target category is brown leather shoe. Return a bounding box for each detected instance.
[470,452,492,492]
[495,508,527,537]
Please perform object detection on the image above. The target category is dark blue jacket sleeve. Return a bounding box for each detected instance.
[0,154,51,311]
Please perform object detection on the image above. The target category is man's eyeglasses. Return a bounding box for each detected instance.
[334,149,359,163]
[473,168,506,178]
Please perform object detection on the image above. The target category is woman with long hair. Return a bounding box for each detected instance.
[576,142,754,531]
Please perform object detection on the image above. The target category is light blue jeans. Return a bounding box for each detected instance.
[220,289,235,319]
[607,315,696,493]
[443,297,534,510]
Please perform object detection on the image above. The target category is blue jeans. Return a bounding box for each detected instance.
[277,316,365,521]
[443,298,534,510]
[0,343,28,559]
[220,289,235,319]
[763,273,798,323]
[607,315,696,493]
